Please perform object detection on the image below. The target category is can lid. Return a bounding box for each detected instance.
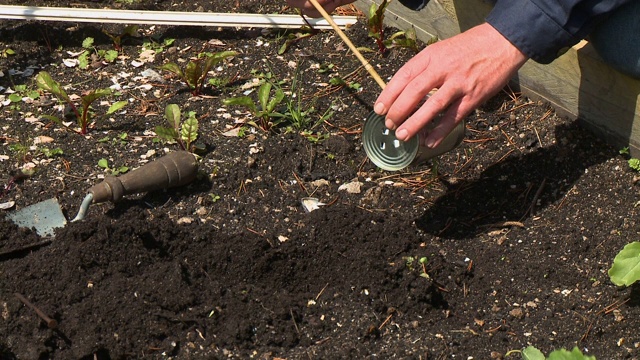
[363,111,419,171]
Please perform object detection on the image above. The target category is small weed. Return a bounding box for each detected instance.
[35,71,127,134]
[160,50,237,96]
[78,37,119,69]
[301,130,329,144]
[1,47,15,57]
[506,346,595,359]
[224,81,285,131]
[142,37,175,54]
[98,132,128,146]
[208,193,221,203]
[329,76,361,92]
[98,158,129,175]
[6,84,40,112]
[103,25,139,50]
[277,29,317,55]
[39,147,64,158]
[155,104,199,152]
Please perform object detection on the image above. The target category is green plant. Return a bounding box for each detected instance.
[155,104,199,152]
[159,50,237,96]
[6,84,40,111]
[507,346,595,360]
[35,71,127,134]
[78,37,119,69]
[1,47,15,58]
[366,0,390,53]
[39,147,64,158]
[98,158,129,175]
[608,241,640,286]
[277,29,317,55]
[301,130,329,144]
[142,36,175,54]
[223,81,286,131]
[329,76,361,92]
[103,25,139,51]
[98,132,128,146]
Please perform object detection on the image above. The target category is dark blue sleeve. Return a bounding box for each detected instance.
[486,0,634,63]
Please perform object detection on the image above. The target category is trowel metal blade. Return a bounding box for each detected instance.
[7,198,67,238]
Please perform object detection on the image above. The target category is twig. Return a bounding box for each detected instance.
[525,178,546,217]
[14,292,58,329]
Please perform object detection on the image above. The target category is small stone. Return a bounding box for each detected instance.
[509,307,524,319]
[177,217,194,225]
[338,181,362,194]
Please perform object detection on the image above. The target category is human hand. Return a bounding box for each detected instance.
[286,0,355,17]
[374,23,529,148]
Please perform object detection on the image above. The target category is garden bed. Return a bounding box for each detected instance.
[1,1,640,359]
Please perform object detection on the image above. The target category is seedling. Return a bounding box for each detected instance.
[103,25,139,51]
[277,29,317,55]
[506,346,595,360]
[223,81,285,131]
[366,0,389,53]
[329,76,361,92]
[155,104,199,152]
[6,84,40,112]
[78,37,119,69]
[1,47,15,58]
[98,158,129,175]
[608,241,640,286]
[142,36,175,54]
[35,71,127,134]
[98,132,128,146]
[159,50,237,96]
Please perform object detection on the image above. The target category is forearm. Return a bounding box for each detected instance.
[487,0,635,63]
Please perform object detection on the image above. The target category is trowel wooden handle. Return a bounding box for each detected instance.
[88,151,198,204]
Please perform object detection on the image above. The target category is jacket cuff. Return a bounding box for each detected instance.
[486,0,575,64]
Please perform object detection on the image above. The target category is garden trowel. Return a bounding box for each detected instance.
[7,151,198,238]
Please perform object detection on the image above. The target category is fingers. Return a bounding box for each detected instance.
[375,51,439,131]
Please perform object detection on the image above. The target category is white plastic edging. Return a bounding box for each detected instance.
[0,5,358,29]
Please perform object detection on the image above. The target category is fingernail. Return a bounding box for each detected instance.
[385,119,396,130]
[425,137,436,148]
[396,128,408,141]
[374,102,386,115]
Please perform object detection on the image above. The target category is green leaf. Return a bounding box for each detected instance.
[98,158,109,169]
[223,96,258,114]
[104,50,119,62]
[203,50,237,74]
[522,346,545,360]
[8,93,22,103]
[106,101,128,115]
[155,126,179,143]
[609,241,640,286]
[547,347,596,360]
[35,71,70,102]
[159,63,184,78]
[81,88,113,109]
[185,61,203,90]
[82,37,95,49]
[628,158,640,171]
[181,111,199,149]
[164,104,181,131]
[266,87,285,113]
[258,82,272,112]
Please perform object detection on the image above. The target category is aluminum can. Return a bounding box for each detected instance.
[362,111,465,171]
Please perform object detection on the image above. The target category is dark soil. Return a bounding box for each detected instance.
[2,1,640,359]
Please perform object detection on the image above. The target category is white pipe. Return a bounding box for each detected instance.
[0,5,357,29]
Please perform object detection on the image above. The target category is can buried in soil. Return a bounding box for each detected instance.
[363,111,465,171]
